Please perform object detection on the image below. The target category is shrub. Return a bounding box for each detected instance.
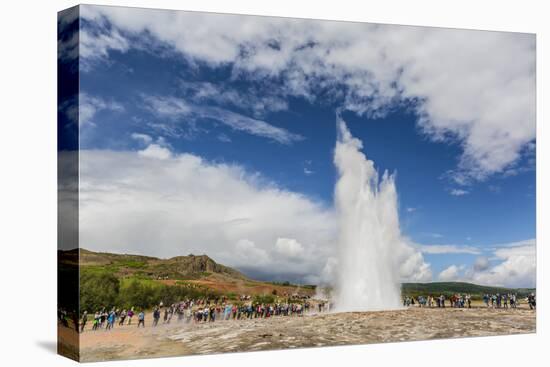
[80,271,221,311]
[253,294,275,304]
[80,271,120,312]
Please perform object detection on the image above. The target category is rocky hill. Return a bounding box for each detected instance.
[79,248,246,280]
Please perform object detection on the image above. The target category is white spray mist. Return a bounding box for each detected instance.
[333,116,402,312]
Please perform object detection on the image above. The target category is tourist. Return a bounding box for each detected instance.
[185,306,192,323]
[119,309,127,325]
[99,309,107,328]
[483,294,489,307]
[153,307,161,326]
[92,312,100,331]
[106,310,115,330]
[177,305,184,322]
[528,293,536,310]
[80,311,88,333]
[137,310,145,328]
[223,304,230,320]
[127,307,134,325]
[58,309,69,328]
[167,305,174,323]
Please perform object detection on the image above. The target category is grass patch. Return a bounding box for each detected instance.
[116,260,147,269]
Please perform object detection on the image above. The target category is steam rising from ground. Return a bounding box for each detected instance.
[333,117,402,311]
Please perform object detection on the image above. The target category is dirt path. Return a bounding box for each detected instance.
[79,306,536,362]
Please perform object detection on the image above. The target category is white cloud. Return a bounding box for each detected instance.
[234,239,270,266]
[275,238,305,259]
[419,232,443,238]
[179,80,289,117]
[200,106,303,145]
[80,5,535,183]
[79,92,124,128]
[418,244,481,255]
[473,256,490,272]
[58,28,79,64]
[217,133,232,143]
[142,95,303,144]
[435,239,536,288]
[470,239,535,288]
[80,26,129,71]
[303,160,314,176]
[144,95,191,117]
[406,207,416,213]
[398,242,432,282]
[450,188,469,196]
[438,265,461,281]
[490,238,535,249]
[138,144,172,159]
[131,133,153,145]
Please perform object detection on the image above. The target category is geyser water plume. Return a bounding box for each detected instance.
[333,116,402,312]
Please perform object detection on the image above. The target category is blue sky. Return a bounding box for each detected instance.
[62,5,536,287]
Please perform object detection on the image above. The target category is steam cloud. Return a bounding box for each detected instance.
[333,116,402,311]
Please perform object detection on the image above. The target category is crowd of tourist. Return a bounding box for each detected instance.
[404,294,473,308]
[404,293,536,309]
[72,292,536,332]
[79,296,329,332]
[481,292,536,309]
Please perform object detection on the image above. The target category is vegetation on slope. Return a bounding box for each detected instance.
[80,248,246,280]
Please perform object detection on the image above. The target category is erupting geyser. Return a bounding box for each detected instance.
[333,116,402,312]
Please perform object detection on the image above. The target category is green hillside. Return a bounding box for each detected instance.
[79,248,246,280]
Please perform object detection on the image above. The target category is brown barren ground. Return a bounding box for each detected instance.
[79,305,535,362]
